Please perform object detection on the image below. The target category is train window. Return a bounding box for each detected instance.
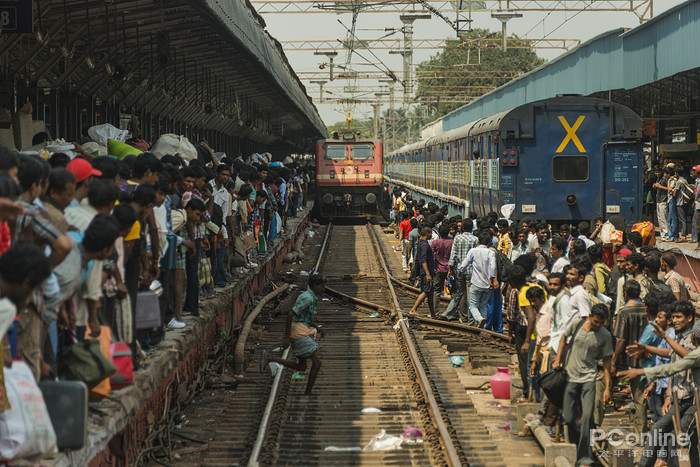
[351,145,373,161]
[552,156,589,182]
[325,145,347,161]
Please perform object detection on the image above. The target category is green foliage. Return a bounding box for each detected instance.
[416,28,545,117]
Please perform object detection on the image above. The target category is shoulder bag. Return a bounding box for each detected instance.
[537,319,585,408]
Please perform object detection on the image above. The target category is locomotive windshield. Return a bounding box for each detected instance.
[325,145,347,161]
[351,145,373,161]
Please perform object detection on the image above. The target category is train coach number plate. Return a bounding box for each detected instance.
[521,205,536,213]
[606,205,621,214]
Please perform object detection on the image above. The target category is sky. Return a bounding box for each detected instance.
[259,1,688,127]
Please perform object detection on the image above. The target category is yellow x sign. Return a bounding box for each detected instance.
[556,115,586,153]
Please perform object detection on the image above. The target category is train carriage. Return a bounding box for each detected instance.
[385,96,644,224]
[316,132,383,219]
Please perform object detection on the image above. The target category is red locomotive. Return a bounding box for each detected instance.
[315,130,383,219]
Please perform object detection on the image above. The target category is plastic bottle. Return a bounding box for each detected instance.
[490,367,511,400]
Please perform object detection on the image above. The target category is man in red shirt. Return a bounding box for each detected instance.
[399,211,412,271]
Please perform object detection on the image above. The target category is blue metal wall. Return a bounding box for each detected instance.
[440,0,700,133]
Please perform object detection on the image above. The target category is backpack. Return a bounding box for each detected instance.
[594,263,611,296]
[490,247,513,283]
[211,203,224,228]
[680,181,694,203]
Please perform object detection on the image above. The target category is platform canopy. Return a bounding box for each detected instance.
[434,0,700,133]
[0,0,326,152]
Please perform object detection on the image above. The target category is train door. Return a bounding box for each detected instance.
[603,142,643,223]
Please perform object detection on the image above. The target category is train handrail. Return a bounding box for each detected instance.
[367,224,463,467]
[247,223,333,467]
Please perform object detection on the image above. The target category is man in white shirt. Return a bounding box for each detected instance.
[209,165,233,287]
[576,222,596,249]
[565,259,592,330]
[458,231,497,328]
[548,272,571,355]
[550,236,570,274]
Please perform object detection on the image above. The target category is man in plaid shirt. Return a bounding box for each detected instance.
[441,218,478,321]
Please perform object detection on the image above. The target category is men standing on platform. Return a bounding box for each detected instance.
[653,166,669,240]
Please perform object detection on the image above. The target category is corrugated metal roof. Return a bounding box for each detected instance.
[440,0,700,132]
[204,0,326,136]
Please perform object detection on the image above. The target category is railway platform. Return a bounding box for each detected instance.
[32,209,313,466]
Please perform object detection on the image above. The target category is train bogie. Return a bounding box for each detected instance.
[385,96,644,224]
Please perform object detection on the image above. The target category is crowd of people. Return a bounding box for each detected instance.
[0,133,314,458]
[646,163,700,244]
[390,187,700,467]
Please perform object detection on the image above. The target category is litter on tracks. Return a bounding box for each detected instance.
[363,429,403,451]
[449,355,465,367]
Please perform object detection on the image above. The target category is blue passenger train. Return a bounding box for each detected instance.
[385,96,644,223]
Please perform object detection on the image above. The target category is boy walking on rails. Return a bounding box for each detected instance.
[261,274,326,395]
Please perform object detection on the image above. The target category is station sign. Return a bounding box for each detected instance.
[0,0,33,34]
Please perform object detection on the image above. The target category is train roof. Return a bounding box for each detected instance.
[388,95,640,156]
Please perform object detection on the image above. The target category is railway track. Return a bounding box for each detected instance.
[204,222,517,466]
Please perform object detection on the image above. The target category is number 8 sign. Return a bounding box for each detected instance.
[0,1,33,34]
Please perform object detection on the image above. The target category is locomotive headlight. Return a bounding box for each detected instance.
[365,193,377,204]
[329,170,335,179]
[365,170,369,178]
[323,193,333,204]
[566,194,577,206]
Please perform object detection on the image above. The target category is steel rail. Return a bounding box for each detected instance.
[247,223,333,467]
[366,223,463,467]
[371,224,511,343]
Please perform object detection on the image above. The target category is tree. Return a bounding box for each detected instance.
[416,28,545,117]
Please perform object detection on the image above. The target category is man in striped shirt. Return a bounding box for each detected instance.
[441,218,478,321]
[661,252,689,301]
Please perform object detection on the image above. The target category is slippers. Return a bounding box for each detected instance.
[260,349,268,374]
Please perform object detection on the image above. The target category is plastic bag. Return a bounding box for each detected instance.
[610,230,624,247]
[449,355,465,367]
[45,139,78,159]
[600,221,615,244]
[275,212,282,234]
[632,221,656,247]
[88,123,128,147]
[0,361,58,460]
[403,426,423,438]
[500,203,515,220]
[363,429,403,451]
[151,134,197,162]
[81,141,108,157]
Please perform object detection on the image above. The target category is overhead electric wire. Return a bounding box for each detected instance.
[337,18,401,83]
[530,1,595,47]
